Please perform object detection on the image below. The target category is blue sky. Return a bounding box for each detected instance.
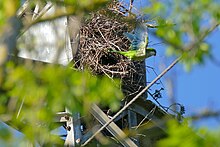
[146,25,220,129]
[177,29,220,128]
[127,0,220,129]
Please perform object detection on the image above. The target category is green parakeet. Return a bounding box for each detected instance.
[110,48,156,61]
[110,23,156,60]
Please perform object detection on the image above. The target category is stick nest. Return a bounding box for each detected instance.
[74,4,147,98]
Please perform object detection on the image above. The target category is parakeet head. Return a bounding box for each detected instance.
[146,48,156,58]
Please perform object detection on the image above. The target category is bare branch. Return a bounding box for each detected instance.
[129,0,134,16]
[190,110,220,120]
[185,22,220,51]
[82,56,181,146]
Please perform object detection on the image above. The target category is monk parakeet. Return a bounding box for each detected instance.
[110,48,156,61]
[110,23,156,61]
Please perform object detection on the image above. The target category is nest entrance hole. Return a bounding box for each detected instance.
[99,53,118,66]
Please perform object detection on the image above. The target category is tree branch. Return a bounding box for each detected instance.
[129,0,134,15]
[185,22,220,51]
[190,110,220,120]
[82,56,181,146]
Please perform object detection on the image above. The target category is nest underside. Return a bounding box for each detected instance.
[74,8,147,98]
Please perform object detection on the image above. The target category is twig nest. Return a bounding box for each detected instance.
[74,12,147,99]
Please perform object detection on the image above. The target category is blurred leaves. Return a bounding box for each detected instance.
[0,0,120,145]
[62,0,109,12]
[144,0,220,71]
[157,119,220,147]
[24,0,110,23]
[0,0,220,146]
[0,45,7,66]
[0,0,20,32]
[0,62,122,144]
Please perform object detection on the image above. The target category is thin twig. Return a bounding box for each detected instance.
[135,105,157,130]
[185,22,220,51]
[146,65,165,88]
[190,110,220,120]
[147,91,168,113]
[129,0,134,16]
[16,98,25,119]
[82,56,181,146]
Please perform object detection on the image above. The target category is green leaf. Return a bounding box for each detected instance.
[1,62,123,144]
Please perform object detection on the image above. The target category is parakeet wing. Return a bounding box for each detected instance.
[134,23,148,41]
[134,23,148,50]
[123,32,135,42]
[124,23,148,51]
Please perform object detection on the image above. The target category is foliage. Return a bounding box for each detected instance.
[0,0,20,30]
[0,62,122,145]
[144,0,220,71]
[157,119,220,147]
[1,0,220,146]
[0,0,123,145]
